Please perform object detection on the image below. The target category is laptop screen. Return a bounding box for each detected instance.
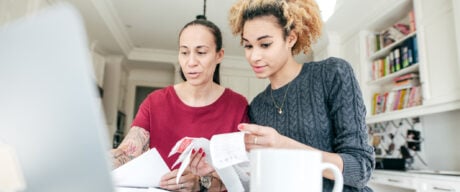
[0,4,114,192]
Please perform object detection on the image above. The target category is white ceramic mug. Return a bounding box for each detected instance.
[250,149,343,192]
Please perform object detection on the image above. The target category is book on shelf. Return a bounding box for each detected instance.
[381,27,405,48]
[394,48,402,72]
[397,89,407,110]
[385,91,396,113]
[405,87,414,109]
[392,73,420,100]
[393,72,419,82]
[389,51,395,73]
[371,85,422,115]
[406,35,419,65]
[402,47,409,68]
[408,86,423,107]
[409,10,416,33]
[392,77,420,91]
[393,23,411,36]
[392,90,401,111]
[369,36,419,81]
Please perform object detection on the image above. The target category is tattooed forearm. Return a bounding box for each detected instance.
[142,140,150,153]
[111,126,150,169]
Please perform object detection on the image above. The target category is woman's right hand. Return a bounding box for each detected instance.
[238,123,287,151]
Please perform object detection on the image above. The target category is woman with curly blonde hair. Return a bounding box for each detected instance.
[228,0,374,191]
[189,0,374,191]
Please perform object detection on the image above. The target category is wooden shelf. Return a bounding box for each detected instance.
[367,63,419,86]
[369,32,417,60]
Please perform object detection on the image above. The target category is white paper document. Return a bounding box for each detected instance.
[169,132,248,192]
[209,132,249,169]
[112,148,170,188]
[115,187,170,192]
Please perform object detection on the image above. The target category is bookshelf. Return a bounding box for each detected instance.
[339,1,460,191]
[362,0,421,120]
[369,32,416,61]
[360,0,460,124]
[367,63,418,86]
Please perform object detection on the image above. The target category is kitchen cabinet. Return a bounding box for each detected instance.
[369,170,460,192]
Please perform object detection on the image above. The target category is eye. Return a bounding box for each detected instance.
[197,51,207,55]
[180,51,188,55]
[261,43,272,48]
[243,44,253,49]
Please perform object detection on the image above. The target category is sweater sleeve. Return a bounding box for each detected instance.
[325,58,375,188]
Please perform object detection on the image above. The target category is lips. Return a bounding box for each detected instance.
[187,72,200,78]
[252,65,265,73]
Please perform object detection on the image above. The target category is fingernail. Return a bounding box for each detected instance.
[198,148,202,153]
[192,149,195,154]
[202,152,206,157]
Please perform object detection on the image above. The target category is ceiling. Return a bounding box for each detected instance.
[62,0,392,69]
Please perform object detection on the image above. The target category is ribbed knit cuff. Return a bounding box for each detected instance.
[339,153,369,188]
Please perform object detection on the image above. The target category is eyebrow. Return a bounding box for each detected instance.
[242,35,273,42]
[179,45,210,49]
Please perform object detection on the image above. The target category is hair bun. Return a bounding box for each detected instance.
[196,15,207,20]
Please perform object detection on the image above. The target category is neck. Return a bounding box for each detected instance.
[269,57,302,89]
[175,81,223,107]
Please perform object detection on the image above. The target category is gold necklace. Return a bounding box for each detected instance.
[270,83,291,114]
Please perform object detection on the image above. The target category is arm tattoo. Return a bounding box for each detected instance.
[111,126,150,169]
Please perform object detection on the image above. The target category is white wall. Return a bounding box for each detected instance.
[102,55,123,141]
[420,109,460,171]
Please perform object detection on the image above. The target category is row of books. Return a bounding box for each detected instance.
[371,86,422,115]
[371,73,422,115]
[366,10,416,55]
[370,36,419,80]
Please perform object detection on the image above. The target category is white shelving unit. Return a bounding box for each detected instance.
[360,0,460,124]
[358,0,460,189]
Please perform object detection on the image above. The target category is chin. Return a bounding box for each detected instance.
[186,79,204,86]
[254,73,269,79]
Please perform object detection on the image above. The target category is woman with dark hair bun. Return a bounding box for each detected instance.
[111,18,249,192]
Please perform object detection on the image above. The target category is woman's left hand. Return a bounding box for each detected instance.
[189,148,215,176]
[159,168,199,192]
[238,123,287,150]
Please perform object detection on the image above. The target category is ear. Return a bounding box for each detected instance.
[287,30,298,48]
[216,48,224,64]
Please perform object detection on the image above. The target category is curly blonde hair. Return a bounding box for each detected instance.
[229,0,323,55]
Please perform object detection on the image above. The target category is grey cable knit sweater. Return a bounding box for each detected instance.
[249,57,375,192]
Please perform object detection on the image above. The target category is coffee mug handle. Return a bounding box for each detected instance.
[320,163,343,192]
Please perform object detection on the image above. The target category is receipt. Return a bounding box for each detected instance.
[168,132,248,192]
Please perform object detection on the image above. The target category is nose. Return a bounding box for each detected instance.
[247,48,261,63]
[186,53,199,67]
